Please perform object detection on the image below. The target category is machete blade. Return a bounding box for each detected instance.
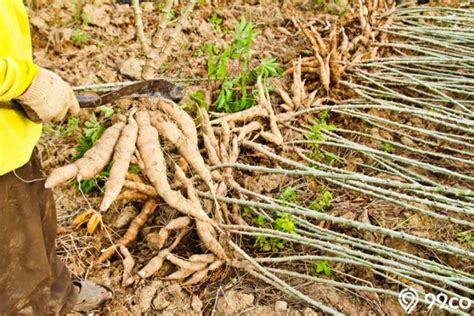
[77,79,185,108]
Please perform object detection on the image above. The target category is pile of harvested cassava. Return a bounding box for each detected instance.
[46,2,474,314]
[47,100,226,273]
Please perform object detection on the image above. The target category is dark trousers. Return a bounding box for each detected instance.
[0,151,76,315]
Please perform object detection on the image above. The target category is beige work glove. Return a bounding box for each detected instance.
[16,68,80,123]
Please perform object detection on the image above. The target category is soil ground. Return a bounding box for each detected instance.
[29,0,473,315]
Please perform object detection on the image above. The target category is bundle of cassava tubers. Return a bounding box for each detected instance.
[278,0,402,98]
[43,0,408,286]
[46,75,285,285]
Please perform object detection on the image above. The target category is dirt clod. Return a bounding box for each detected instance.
[152,291,171,311]
[216,291,255,315]
[119,58,145,80]
[275,300,288,313]
[137,280,162,313]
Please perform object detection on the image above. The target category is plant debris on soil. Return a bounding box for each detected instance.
[33,0,473,315]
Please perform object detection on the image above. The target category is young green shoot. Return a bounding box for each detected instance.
[208,17,281,113]
[311,260,332,277]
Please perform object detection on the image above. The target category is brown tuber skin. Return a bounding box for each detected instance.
[237,122,262,142]
[166,253,208,272]
[157,99,198,146]
[45,121,126,188]
[291,58,303,109]
[196,220,228,260]
[136,111,209,222]
[96,199,157,264]
[257,76,283,145]
[172,163,228,261]
[123,180,158,197]
[165,268,194,280]
[139,227,188,279]
[45,164,78,189]
[116,190,149,201]
[182,268,209,286]
[120,245,135,287]
[76,121,126,181]
[138,249,170,279]
[152,216,191,250]
[189,254,215,263]
[150,112,214,193]
[100,115,139,212]
[210,106,268,126]
[200,108,221,158]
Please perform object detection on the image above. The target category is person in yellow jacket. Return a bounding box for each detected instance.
[0,0,113,313]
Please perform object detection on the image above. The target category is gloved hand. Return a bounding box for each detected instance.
[16,68,79,123]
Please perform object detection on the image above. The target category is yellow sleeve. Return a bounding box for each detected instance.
[0,0,39,102]
[0,56,38,102]
[0,0,43,175]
